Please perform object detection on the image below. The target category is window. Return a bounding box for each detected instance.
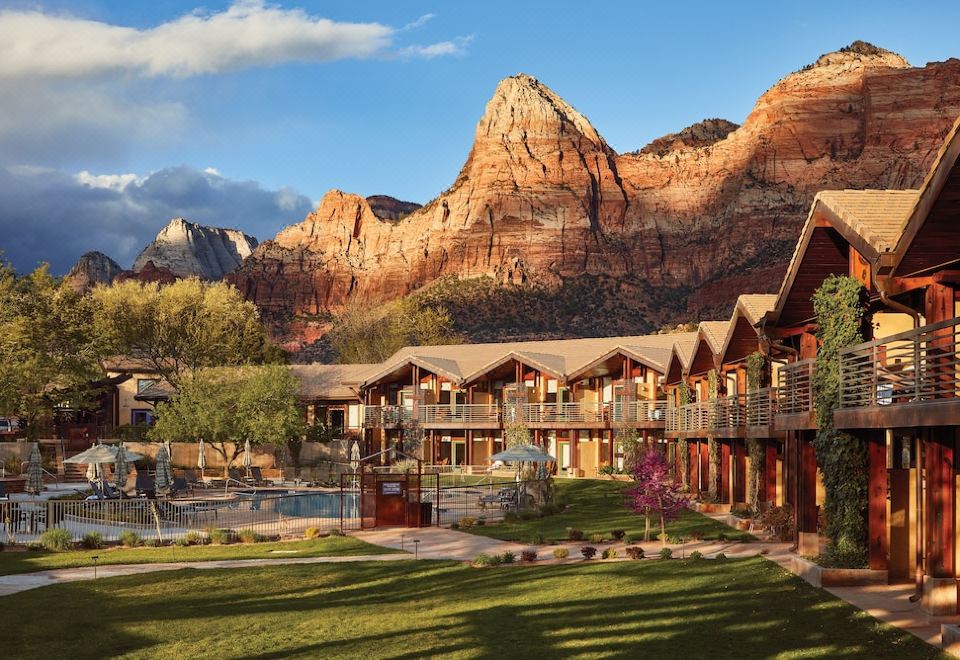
[132,409,154,426]
[137,378,159,394]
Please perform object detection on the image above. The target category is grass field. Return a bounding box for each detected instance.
[0,557,941,659]
[465,479,754,543]
[0,536,398,576]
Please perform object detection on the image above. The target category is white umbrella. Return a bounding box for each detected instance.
[350,441,361,473]
[86,461,97,481]
[197,439,207,477]
[25,443,43,495]
[155,444,173,494]
[243,438,253,473]
[64,444,144,464]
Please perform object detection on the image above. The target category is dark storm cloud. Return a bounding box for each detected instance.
[0,165,313,274]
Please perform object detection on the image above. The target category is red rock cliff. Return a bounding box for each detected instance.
[230,44,960,338]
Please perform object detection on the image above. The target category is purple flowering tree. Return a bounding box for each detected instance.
[626,449,688,544]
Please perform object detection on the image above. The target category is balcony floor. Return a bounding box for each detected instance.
[834,399,960,429]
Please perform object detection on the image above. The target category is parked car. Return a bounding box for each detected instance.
[0,418,19,436]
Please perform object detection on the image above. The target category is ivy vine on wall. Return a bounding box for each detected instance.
[745,351,767,514]
[678,439,690,490]
[812,274,870,567]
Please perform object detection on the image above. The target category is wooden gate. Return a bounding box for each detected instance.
[343,470,436,530]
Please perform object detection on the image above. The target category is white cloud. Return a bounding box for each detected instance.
[0,2,467,80]
[0,165,315,273]
[398,36,473,59]
[403,14,436,31]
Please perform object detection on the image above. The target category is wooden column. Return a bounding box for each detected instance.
[866,429,889,571]
[798,432,818,535]
[570,430,579,476]
[689,441,699,495]
[765,440,778,503]
[720,440,731,503]
[608,429,616,466]
[466,429,473,466]
[924,428,956,577]
[700,440,709,495]
[733,440,746,504]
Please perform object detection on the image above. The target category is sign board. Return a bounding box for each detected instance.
[381,482,402,495]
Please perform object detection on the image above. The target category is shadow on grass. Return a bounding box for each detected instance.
[0,557,942,659]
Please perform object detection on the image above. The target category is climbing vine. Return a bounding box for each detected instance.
[678,381,691,406]
[707,369,719,399]
[745,351,767,514]
[707,437,719,500]
[746,351,765,391]
[812,275,870,567]
[678,439,690,490]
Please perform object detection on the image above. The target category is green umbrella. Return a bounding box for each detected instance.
[25,443,43,495]
[114,444,130,492]
[155,444,173,495]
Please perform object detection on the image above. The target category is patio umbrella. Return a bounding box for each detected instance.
[350,441,361,473]
[114,444,130,492]
[86,461,98,482]
[490,444,556,463]
[197,439,207,477]
[243,438,253,474]
[155,444,173,494]
[25,442,43,495]
[64,444,144,464]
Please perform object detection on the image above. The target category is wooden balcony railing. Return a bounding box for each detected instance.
[839,317,960,409]
[513,402,606,424]
[362,405,414,428]
[610,400,667,424]
[746,387,777,427]
[777,359,816,416]
[419,404,500,425]
[665,395,746,433]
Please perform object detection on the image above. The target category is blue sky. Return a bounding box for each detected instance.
[1,0,959,272]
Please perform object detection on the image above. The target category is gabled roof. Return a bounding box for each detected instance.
[564,343,675,382]
[663,333,701,385]
[289,364,376,401]
[768,189,919,326]
[889,115,960,276]
[687,321,730,376]
[718,294,777,366]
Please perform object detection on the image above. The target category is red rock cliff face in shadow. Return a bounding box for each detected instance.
[229,44,960,339]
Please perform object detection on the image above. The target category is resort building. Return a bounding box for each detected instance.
[356,334,693,476]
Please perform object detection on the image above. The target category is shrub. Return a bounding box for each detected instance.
[146,538,161,548]
[658,547,673,560]
[449,523,460,530]
[459,517,476,529]
[26,542,43,552]
[691,530,705,541]
[500,551,516,564]
[305,527,323,540]
[207,528,235,545]
[567,528,584,541]
[580,546,598,560]
[489,554,505,566]
[475,517,486,527]
[760,505,795,542]
[610,529,626,541]
[715,552,727,561]
[174,536,190,547]
[329,528,344,537]
[119,530,142,548]
[472,553,495,567]
[589,533,605,544]
[602,548,618,560]
[553,548,570,560]
[39,528,73,552]
[717,532,728,542]
[81,532,104,549]
[237,529,262,544]
[689,550,703,561]
[528,533,546,545]
[186,531,205,545]
[626,536,640,545]
[521,549,538,563]
[625,546,645,560]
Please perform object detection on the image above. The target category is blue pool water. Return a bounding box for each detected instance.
[236,491,359,518]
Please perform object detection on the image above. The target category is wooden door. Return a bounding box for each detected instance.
[375,478,407,527]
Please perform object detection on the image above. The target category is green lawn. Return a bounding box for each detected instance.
[0,536,398,576]
[467,479,754,543]
[0,557,941,659]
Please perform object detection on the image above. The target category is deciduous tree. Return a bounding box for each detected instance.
[626,450,687,544]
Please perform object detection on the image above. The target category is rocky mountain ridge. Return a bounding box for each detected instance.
[132,218,258,280]
[229,43,960,349]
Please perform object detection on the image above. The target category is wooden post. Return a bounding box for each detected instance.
[700,439,709,495]
[924,429,955,577]
[765,440,778,503]
[570,430,579,477]
[733,440,746,504]
[798,432,818,548]
[689,440,699,495]
[720,440,731,503]
[867,430,889,571]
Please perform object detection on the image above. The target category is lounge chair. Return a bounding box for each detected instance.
[228,467,246,485]
[183,469,202,486]
[171,476,190,497]
[248,466,269,486]
[135,472,156,498]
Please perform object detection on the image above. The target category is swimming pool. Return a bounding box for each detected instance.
[236,491,359,519]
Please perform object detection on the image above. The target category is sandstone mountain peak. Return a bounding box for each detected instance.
[479,73,608,151]
[65,251,123,293]
[365,195,422,221]
[134,218,258,280]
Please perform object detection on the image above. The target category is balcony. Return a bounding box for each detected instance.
[746,387,778,433]
[835,317,960,428]
[511,402,606,426]
[775,359,817,429]
[418,404,500,427]
[610,400,667,426]
[362,405,414,429]
[665,395,746,436]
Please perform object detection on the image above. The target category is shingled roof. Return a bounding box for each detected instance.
[288,364,376,400]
